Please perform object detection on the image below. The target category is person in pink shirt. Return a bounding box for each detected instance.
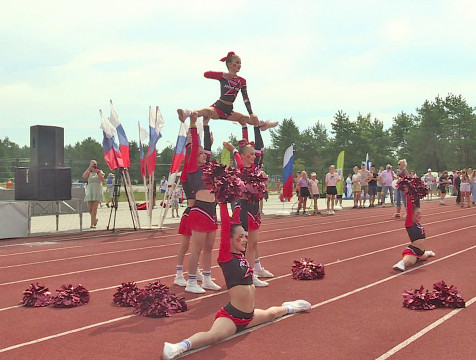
[325,165,341,215]
[380,164,395,207]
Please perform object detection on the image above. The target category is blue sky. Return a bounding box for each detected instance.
[1,0,476,151]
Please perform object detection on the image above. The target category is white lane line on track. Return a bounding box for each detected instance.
[1,234,475,354]
[0,206,466,271]
[375,296,476,360]
[0,201,447,256]
[2,211,472,287]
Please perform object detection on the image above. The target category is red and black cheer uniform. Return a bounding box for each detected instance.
[232,127,264,231]
[185,125,218,233]
[402,194,426,257]
[178,126,213,236]
[215,204,254,331]
[204,71,253,119]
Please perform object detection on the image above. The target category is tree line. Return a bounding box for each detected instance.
[1,93,475,184]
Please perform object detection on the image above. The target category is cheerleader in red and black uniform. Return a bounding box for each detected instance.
[182,116,222,293]
[173,118,213,287]
[177,51,277,130]
[162,202,311,360]
[224,125,273,287]
[393,192,435,272]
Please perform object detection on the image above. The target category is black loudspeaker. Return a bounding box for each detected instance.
[15,167,72,201]
[15,167,39,200]
[30,125,65,167]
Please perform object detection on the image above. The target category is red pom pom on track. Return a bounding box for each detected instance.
[402,281,465,310]
[133,281,187,318]
[113,282,141,307]
[292,258,325,280]
[22,283,52,307]
[52,284,90,308]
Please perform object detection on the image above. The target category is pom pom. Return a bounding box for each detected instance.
[432,281,465,308]
[22,283,51,307]
[396,175,428,202]
[202,159,244,203]
[402,286,437,310]
[242,168,268,203]
[113,282,140,307]
[52,284,90,308]
[402,281,465,310]
[292,258,325,280]
[133,281,187,318]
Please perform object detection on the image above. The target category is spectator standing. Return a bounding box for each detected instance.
[423,169,435,200]
[459,170,471,208]
[454,171,461,205]
[368,165,378,207]
[309,172,321,215]
[471,169,476,205]
[438,171,450,205]
[380,164,395,207]
[394,159,409,218]
[170,184,181,218]
[448,173,454,195]
[325,165,341,215]
[376,166,384,205]
[359,163,371,208]
[345,174,353,199]
[295,171,310,215]
[82,160,105,228]
[160,176,168,200]
[352,166,362,208]
[105,172,115,208]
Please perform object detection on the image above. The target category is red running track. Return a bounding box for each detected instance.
[0,201,475,359]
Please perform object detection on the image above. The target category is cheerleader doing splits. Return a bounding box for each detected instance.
[173,118,213,287]
[393,192,435,271]
[177,51,277,130]
[162,203,311,360]
[224,125,273,287]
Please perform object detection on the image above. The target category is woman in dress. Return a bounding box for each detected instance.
[82,160,105,228]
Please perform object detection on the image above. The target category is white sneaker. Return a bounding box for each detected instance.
[253,275,269,287]
[185,282,206,294]
[177,109,191,122]
[173,275,187,287]
[201,280,221,291]
[259,120,278,131]
[326,210,331,215]
[330,210,335,215]
[255,268,274,278]
[426,251,436,257]
[163,342,185,360]
[196,271,204,282]
[282,299,311,312]
[392,261,405,272]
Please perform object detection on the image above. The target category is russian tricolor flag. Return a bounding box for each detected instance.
[138,122,149,178]
[170,121,189,173]
[145,106,165,176]
[108,100,130,168]
[100,110,124,170]
[282,145,294,201]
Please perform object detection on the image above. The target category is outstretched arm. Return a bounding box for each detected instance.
[186,123,199,173]
[218,203,232,262]
[204,71,223,80]
[240,82,253,115]
[405,194,413,228]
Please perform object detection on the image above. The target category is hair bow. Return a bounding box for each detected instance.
[220,51,235,62]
